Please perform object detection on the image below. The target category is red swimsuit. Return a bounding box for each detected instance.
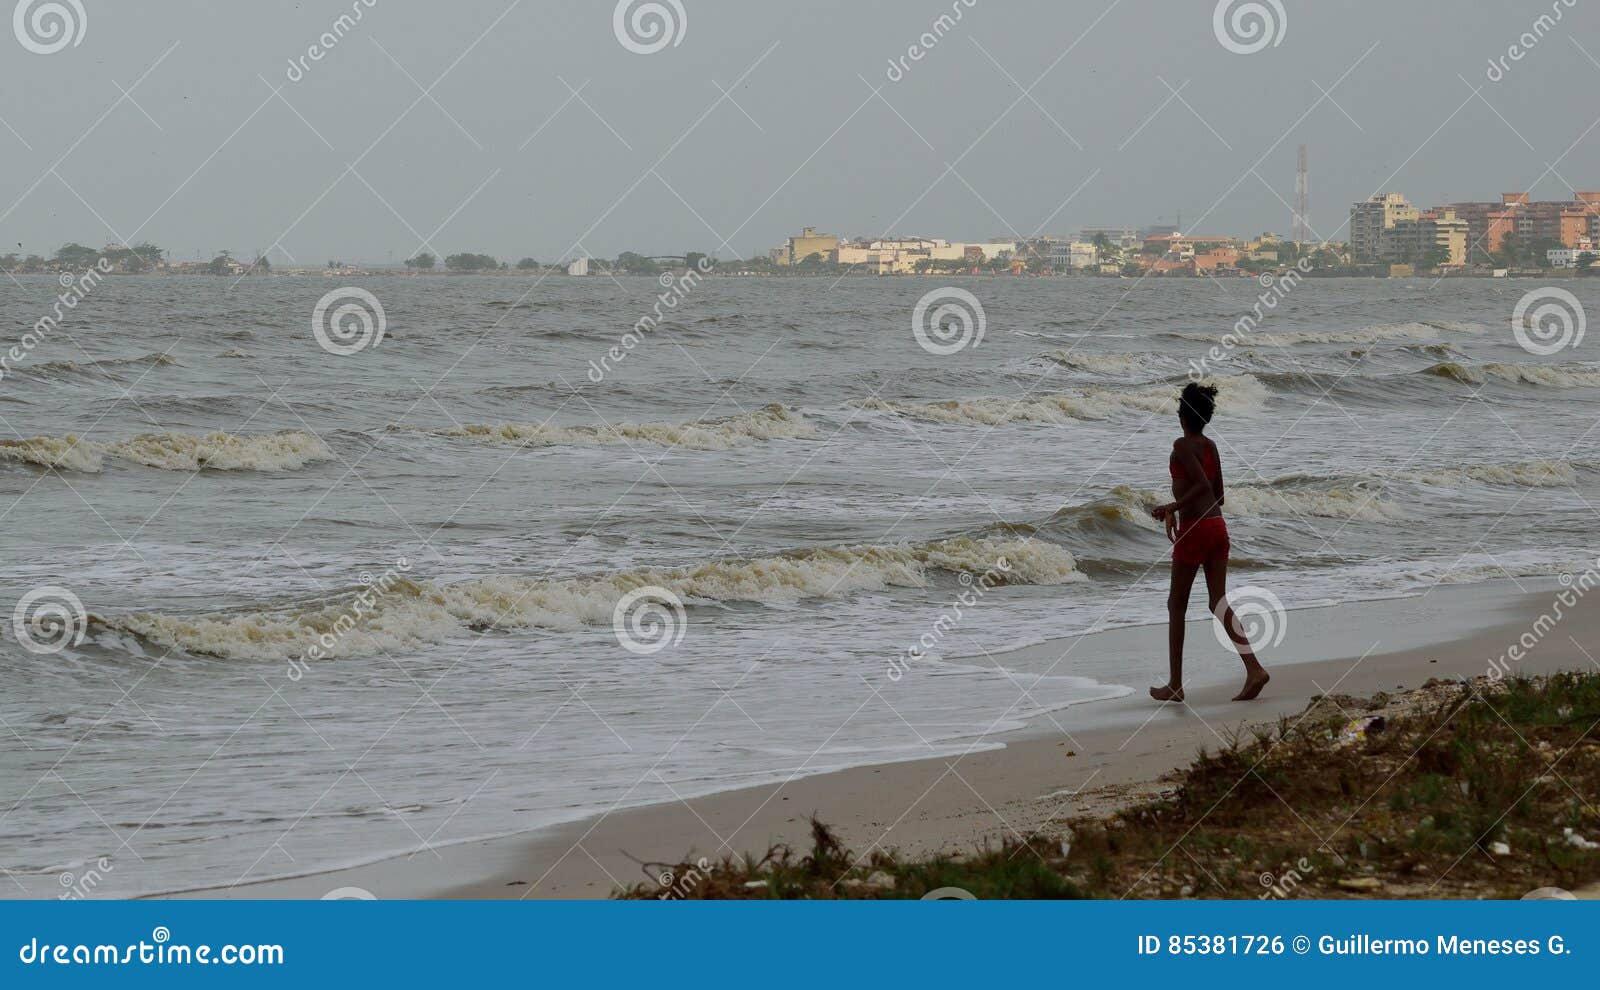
[1169,444,1230,566]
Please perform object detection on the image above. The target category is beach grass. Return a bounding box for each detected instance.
[617,672,1600,899]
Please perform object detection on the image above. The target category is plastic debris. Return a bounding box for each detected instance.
[1338,715,1387,743]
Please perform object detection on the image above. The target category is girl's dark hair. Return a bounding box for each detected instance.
[1178,382,1219,429]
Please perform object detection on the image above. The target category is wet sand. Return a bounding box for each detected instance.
[166,577,1596,900]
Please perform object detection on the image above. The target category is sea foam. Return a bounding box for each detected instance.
[90,535,1083,661]
[859,375,1268,426]
[1421,361,1600,389]
[0,431,334,474]
[404,404,816,451]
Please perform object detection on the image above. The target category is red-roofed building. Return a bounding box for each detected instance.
[1443,192,1600,262]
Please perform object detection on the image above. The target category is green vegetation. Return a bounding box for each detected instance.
[614,251,659,274]
[445,252,500,272]
[1495,234,1563,269]
[618,673,1600,899]
[405,252,436,270]
[1,242,166,273]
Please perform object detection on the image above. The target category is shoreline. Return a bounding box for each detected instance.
[4,269,1577,280]
[163,577,1589,900]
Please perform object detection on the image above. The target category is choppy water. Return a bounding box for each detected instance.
[2,274,1596,897]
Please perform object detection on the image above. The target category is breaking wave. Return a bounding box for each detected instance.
[1222,457,1588,515]
[88,535,1082,661]
[23,352,178,380]
[0,435,105,473]
[1409,459,1584,488]
[858,375,1268,426]
[1076,481,1402,524]
[1040,350,1170,377]
[0,431,334,474]
[1420,361,1600,389]
[1224,484,1404,521]
[1175,321,1474,348]
[1052,456,1586,532]
[401,404,816,451]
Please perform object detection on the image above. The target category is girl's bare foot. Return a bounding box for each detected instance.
[1149,684,1184,703]
[1232,668,1270,701]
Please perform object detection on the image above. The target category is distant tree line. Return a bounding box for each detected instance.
[402,250,722,274]
[2,241,167,273]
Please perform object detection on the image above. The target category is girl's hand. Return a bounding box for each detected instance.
[1150,503,1170,521]
[1163,511,1178,544]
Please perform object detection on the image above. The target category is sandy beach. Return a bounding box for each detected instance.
[164,575,1596,900]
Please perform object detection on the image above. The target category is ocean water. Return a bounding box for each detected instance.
[2,274,1596,897]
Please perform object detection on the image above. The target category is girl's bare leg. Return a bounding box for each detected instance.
[1203,558,1270,700]
[1151,560,1201,702]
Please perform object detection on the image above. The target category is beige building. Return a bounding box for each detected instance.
[1379,208,1467,267]
[833,238,976,274]
[958,241,1017,262]
[774,227,841,266]
[1350,193,1419,261]
[829,237,1016,274]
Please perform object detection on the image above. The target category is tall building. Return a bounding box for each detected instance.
[1380,208,1468,267]
[773,227,842,266]
[1443,192,1600,263]
[1349,193,1419,261]
[1292,144,1311,243]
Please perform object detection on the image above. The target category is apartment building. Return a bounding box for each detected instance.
[1350,193,1420,261]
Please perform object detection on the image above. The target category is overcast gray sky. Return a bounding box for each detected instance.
[2,0,1597,263]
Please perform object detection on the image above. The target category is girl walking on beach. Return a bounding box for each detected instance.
[1148,382,1270,703]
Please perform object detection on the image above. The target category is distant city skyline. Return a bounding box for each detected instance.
[17,171,1597,269]
[3,1,1599,264]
